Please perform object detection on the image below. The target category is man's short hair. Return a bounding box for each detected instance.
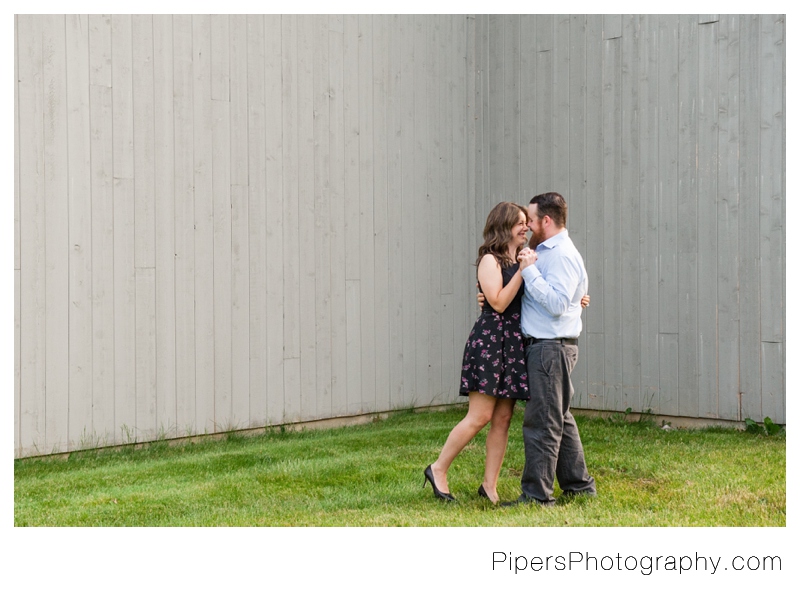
[530,192,567,228]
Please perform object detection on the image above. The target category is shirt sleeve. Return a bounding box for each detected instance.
[520,251,582,317]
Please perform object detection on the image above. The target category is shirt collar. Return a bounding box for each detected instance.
[536,228,569,251]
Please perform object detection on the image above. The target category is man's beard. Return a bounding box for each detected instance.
[528,232,544,249]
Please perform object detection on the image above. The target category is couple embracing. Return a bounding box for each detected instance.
[424,192,597,507]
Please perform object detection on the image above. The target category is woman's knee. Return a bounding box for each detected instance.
[492,401,515,426]
[465,408,493,428]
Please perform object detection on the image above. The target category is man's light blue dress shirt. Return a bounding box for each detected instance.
[520,229,588,339]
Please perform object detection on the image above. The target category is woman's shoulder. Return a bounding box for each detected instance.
[477,252,501,267]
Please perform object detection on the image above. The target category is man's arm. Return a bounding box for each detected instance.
[519,251,582,317]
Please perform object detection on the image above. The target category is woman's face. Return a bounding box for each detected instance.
[510,210,529,249]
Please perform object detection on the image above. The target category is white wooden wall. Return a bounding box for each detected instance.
[472,15,785,425]
[14,15,785,458]
[14,15,480,457]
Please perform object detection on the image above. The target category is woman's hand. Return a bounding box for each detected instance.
[517,247,537,270]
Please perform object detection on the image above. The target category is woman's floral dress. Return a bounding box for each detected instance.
[459,262,529,400]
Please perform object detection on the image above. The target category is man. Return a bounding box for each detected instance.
[487,192,596,506]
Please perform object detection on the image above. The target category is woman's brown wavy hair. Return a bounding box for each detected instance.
[476,201,529,270]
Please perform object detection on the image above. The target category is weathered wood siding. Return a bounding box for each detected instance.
[14,14,785,457]
[473,14,785,424]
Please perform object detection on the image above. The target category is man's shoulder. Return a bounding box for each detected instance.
[553,234,586,273]
[551,232,581,257]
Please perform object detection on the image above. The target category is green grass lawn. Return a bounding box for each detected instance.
[14,407,785,526]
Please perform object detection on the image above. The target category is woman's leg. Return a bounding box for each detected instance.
[430,392,496,493]
[481,398,515,503]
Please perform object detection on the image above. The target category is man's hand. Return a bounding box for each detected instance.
[476,283,485,309]
[517,247,537,271]
[581,294,590,308]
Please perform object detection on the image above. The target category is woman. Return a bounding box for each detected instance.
[424,202,532,504]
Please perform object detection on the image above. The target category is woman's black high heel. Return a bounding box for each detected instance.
[424,465,456,501]
[478,484,498,504]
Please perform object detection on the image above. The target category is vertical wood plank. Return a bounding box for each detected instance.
[620,15,641,412]
[328,15,348,416]
[134,268,157,441]
[173,15,196,436]
[43,15,70,452]
[535,14,553,52]
[132,15,157,440]
[386,15,404,409]
[230,15,249,188]
[586,333,604,411]
[677,14,700,419]
[193,15,215,433]
[211,15,230,102]
[657,15,679,340]
[89,14,115,444]
[738,15,761,421]
[231,183,251,426]
[343,15,362,414]
[229,15,250,427]
[717,15,741,421]
[248,14,267,426]
[697,19,719,419]
[15,269,21,455]
[211,11,232,425]
[313,14,333,418]
[568,15,588,405]
[473,15,488,239]
[15,15,21,274]
[603,14,622,39]
[584,15,603,409]
[298,15,318,418]
[553,15,570,193]
[503,15,520,201]
[413,15,430,404]
[603,35,623,410]
[399,14,416,407]
[761,342,785,424]
[113,174,137,442]
[657,15,680,416]
[356,14,376,412]
[282,15,302,419]
[487,15,503,201]
[14,18,20,451]
[66,15,93,447]
[111,175,137,440]
[133,15,156,269]
[467,15,480,333]
[659,333,679,414]
[372,14,391,411]
[759,15,785,421]
[153,15,177,439]
[452,16,469,395]
[212,98,232,429]
[638,15,660,411]
[519,14,535,204]
[535,48,552,192]
[440,15,457,400]
[759,15,784,345]
[426,16,442,403]
[18,15,47,453]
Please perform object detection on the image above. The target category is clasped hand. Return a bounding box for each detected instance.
[517,247,537,270]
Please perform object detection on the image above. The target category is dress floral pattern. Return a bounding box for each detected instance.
[460,262,529,400]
